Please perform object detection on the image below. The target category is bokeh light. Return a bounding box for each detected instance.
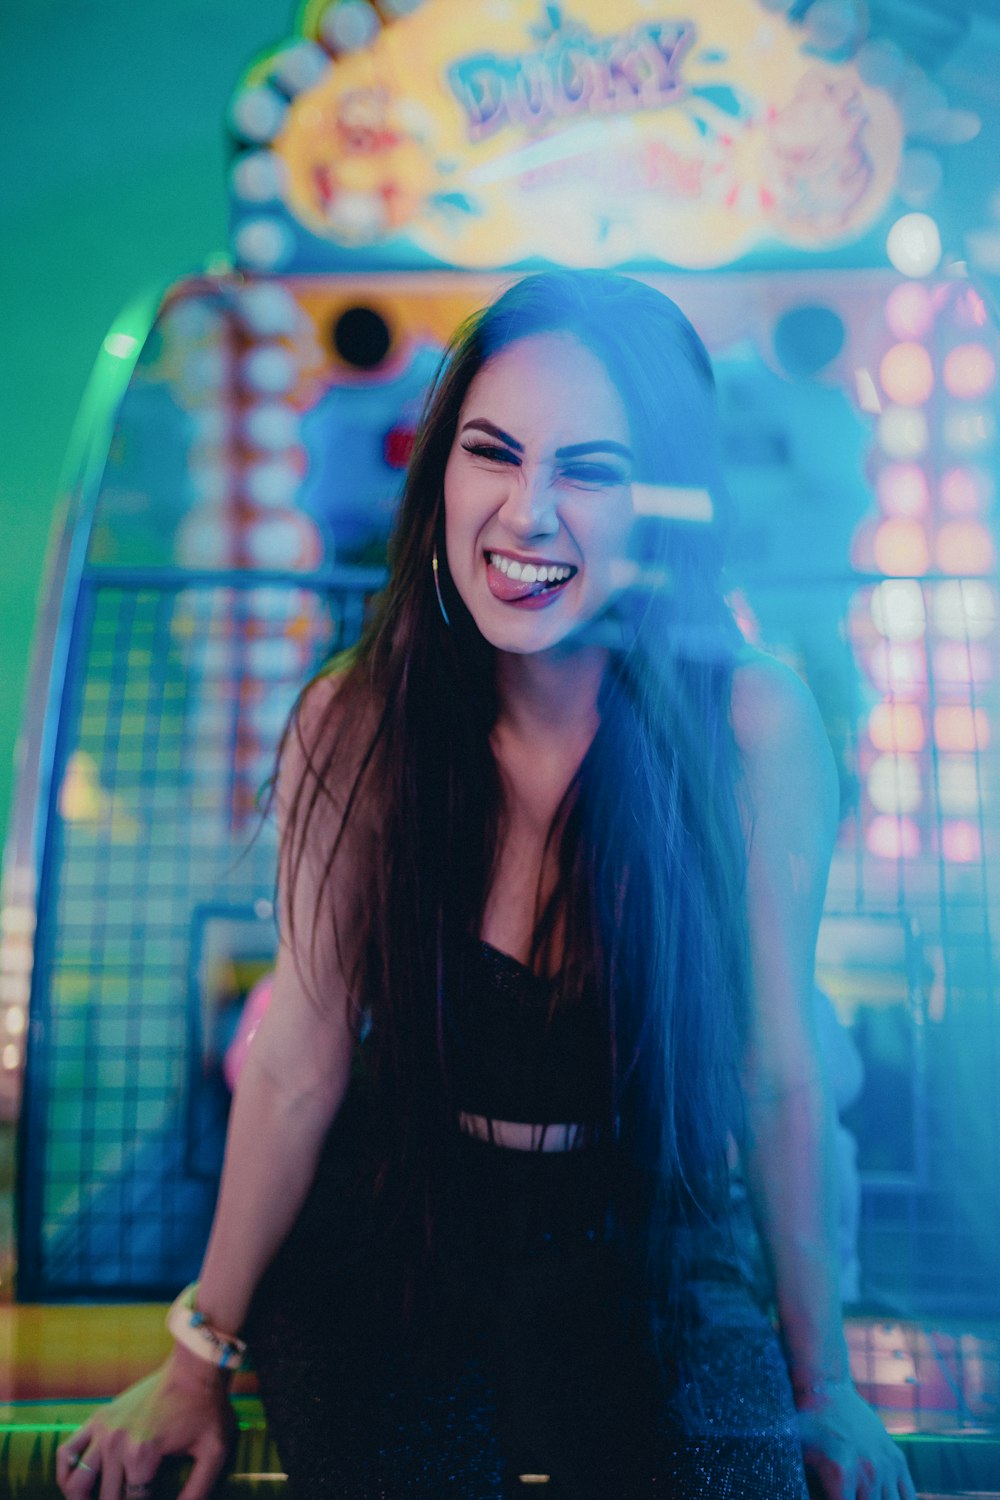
[885,281,935,340]
[869,702,925,753]
[886,213,942,277]
[934,706,990,752]
[935,521,995,575]
[877,463,930,518]
[943,406,995,454]
[233,218,295,271]
[230,150,286,205]
[868,754,922,815]
[940,466,993,517]
[878,405,929,459]
[245,512,323,570]
[229,85,288,144]
[938,756,982,816]
[236,283,302,337]
[866,814,921,860]
[932,580,997,639]
[942,344,996,401]
[243,403,301,449]
[873,519,930,575]
[240,346,297,395]
[933,641,992,688]
[868,640,927,696]
[941,820,982,863]
[870,579,926,641]
[244,458,302,508]
[879,342,934,405]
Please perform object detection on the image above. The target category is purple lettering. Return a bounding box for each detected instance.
[447,56,514,140]
[447,17,695,142]
[649,22,695,101]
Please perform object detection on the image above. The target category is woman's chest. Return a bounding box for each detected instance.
[481,818,555,965]
[483,733,585,962]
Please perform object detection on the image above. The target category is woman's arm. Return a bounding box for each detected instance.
[731,653,915,1500]
[58,676,363,1499]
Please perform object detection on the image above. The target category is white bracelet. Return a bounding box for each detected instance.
[792,1375,853,1403]
[166,1282,247,1371]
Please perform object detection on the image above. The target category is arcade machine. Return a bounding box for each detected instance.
[1,0,998,1490]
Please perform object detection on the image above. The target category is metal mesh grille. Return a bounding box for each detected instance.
[21,574,369,1296]
[748,573,1000,1318]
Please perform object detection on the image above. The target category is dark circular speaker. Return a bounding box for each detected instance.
[331,305,393,369]
[773,304,845,379]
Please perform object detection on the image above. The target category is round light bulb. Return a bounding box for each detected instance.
[886,214,942,278]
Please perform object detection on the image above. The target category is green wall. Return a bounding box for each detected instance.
[0,0,287,863]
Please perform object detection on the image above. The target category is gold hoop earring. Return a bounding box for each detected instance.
[431,545,451,627]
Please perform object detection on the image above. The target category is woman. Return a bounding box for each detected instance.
[57,270,914,1498]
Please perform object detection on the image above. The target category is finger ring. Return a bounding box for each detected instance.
[125,1487,151,1497]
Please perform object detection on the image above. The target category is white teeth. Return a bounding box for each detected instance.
[487,552,574,585]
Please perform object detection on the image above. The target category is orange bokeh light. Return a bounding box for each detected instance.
[934,706,990,752]
[869,702,925,752]
[873,519,930,575]
[879,342,934,406]
[935,521,995,575]
[942,343,996,401]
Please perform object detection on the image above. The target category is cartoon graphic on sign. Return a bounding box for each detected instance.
[294,87,439,244]
[762,72,877,240]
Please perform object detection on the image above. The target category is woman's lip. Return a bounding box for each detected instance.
[484,548,576,570]
[485,554,575,606]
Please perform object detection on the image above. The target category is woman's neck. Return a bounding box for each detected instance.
[494,644,607,751]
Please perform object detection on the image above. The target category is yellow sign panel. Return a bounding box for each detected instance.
[275,0,903,268]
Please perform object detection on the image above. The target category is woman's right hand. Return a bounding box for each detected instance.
[55,1345,237,1500]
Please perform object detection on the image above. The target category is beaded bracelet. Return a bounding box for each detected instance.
[792,1375,854,1404]
[166,1282,247,1372]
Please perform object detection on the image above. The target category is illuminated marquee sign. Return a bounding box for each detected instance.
[232,0,905,272]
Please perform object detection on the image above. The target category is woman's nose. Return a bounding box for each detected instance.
[500,465,558,537]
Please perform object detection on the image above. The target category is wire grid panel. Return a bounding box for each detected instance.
[748,573,1000,1318]
[20,575,367,1297]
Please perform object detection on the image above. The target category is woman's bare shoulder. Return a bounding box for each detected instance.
[729,647,826,760]
[278,667,383,823]
[729,647,838,836]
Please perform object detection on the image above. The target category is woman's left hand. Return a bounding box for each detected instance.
[797,1383,917,1500]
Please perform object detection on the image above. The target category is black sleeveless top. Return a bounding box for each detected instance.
[445,941,610,1127]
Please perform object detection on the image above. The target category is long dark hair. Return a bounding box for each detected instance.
[280,270,750,1344]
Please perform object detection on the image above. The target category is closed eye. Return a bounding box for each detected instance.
[559,462,628,486]
[461,440,520,465]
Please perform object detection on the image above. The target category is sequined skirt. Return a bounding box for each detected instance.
[245,1093,808,1499]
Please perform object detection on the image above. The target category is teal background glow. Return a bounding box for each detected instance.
[0,0,286,858]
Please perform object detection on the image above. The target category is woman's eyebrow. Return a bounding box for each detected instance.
[555,440,633,460]
[459,418,524,451]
